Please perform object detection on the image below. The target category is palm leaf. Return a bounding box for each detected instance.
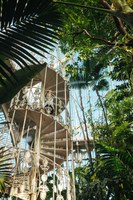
[0,63,46,104]
[0,146,14,192]
[0,0,62,85]
[96,143,133,170]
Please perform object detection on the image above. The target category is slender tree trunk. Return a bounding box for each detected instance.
[75,104,92,164]
[79,88,93,165]
[95,87,109,129]
[88,88,97,158]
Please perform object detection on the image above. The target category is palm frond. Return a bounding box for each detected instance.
[96,143,133,170]
[0,146,14,192]
[0,63,46,104]
[0,0,62,86]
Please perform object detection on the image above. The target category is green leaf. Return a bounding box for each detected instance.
[0,0,62,84]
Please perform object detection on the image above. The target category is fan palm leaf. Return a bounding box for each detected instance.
[0,0,62,86]
[66,57,109,90]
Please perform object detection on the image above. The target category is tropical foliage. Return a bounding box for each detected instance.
[74,90,133,199]
[55,0,133,199]
[69,71,133,199]
[0,146,14,197]
[0,0,62,104]
[0,0,133,199]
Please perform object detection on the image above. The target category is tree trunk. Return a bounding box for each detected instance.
[88,88,97,158]
[95,87,109,129]
[79,88,93,165]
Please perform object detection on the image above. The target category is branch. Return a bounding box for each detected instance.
[54,1,112,13]
[65,29,133,48]
[56,1,133,28]
[56,1,128,35]
[100,0,111,9]
[100,0,127,35]
[113,17,127,35]
[84,29,133,47]
[83,29,114,45]
[65,30,114,46]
